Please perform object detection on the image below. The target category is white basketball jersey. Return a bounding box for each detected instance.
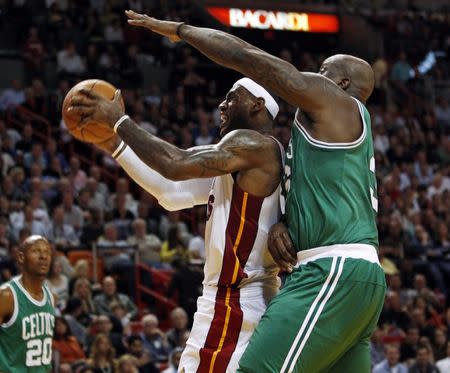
[203,145,283,289]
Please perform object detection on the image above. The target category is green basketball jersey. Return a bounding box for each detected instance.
[0,276,55,373]
[283,98,378,252]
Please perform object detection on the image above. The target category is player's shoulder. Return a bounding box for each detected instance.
[219,129,276,149]
[0,285,15,316]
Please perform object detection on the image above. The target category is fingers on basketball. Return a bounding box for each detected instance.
[62,79,125,144]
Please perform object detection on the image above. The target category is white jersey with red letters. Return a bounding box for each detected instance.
[203,173,281,289]
[179,140,283,373]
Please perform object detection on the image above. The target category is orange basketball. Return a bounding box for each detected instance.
[62,79,125,144]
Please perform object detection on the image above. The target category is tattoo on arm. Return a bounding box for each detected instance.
[118,119,271,180]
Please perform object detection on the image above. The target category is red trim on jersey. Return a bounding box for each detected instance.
[217,184,264,286]
[235,184,264,278]
[197,288,243,373]
[217,184,244,286]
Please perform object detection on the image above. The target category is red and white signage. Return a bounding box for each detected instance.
[207,7,339,33]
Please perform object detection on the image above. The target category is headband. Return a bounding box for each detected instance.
[231,78,279,119]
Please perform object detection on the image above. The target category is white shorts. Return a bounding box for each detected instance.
[179,284,278,373]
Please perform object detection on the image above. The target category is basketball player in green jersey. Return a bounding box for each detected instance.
[0,235,55,372]
[124,10,386,372]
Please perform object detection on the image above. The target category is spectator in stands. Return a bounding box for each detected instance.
[160,226,189,266]
[62,190,84,233]
[409,345,439,373]
[380,291,411,332]
[436,341,450,373]
[14,205,49,239]
[127,218,162,266]
[88,166,109,201]
[24,142,47,171]
[69,156,88,193]
[49,206,80,250]
[370,326,386,367]
[85,178,107,211]
[52,316,86,364]
[0,79,25,111]
[111,194,135,240]
[72,277,97,326]
[187,220,205,262]
[166,307,189,351]
[116,354,140,373]
[15,123,34,153]
[373,344,407,373]
[69,259,90,294]
[93,276,137,320]
[139,314,169,363]
[433,328,448,362]
[57,41,86,81]
[158,210,189,242]
[162,347,183,373]
[47,255,69,309]
[96,223,131,270]
[126,335,159,373]
[86,333,116,373]
[109,177,136,216]
[401,327,420,363]
[80,208,104,246]
[89,314,126,357]
[63,297,87,347]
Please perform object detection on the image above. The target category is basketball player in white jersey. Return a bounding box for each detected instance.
[69,78,284,372]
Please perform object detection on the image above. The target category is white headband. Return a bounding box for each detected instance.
[231,78,279,119]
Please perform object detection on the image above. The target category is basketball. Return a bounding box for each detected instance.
[62,79,125,144]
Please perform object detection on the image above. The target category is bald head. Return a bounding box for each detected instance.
[320,54,374,103]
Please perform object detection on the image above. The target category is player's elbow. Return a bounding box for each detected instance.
[160,165,190,182]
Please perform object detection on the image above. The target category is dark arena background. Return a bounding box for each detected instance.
[0,0,449,372]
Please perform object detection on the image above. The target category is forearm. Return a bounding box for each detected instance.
[117,118,186,178]
[179,25,304,104]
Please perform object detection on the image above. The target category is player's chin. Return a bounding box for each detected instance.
[219,123,231,138]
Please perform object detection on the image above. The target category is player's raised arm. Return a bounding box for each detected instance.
[125,10,348,113]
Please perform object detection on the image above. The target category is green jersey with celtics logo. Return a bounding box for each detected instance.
[0,276,55,373]
[283,98,378,252]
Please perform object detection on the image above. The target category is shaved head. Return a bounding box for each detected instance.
[320,54,374,103]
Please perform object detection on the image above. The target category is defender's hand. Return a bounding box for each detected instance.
[68,89,124,129]
[125,9,182,42]
[268,222,297,273]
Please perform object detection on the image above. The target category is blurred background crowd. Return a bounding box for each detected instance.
[0,0,449,372]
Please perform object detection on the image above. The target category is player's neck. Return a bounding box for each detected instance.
[20,274,45,299]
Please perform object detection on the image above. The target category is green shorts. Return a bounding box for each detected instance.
[237,256,386,373]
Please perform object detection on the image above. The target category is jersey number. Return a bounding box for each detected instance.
[26,338,52,366]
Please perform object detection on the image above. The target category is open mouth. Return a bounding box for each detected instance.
[220,114,228,128]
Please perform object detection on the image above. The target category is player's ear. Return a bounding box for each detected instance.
[17,250,24,265]
[252,97,265,113]
[338,78,350,90]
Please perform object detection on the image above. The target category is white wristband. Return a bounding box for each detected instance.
[111,140,126,159]
[113,115,130,133]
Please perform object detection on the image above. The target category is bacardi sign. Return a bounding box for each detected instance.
[207,7,339,33]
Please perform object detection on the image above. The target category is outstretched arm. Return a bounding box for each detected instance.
[125,10,346,113]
